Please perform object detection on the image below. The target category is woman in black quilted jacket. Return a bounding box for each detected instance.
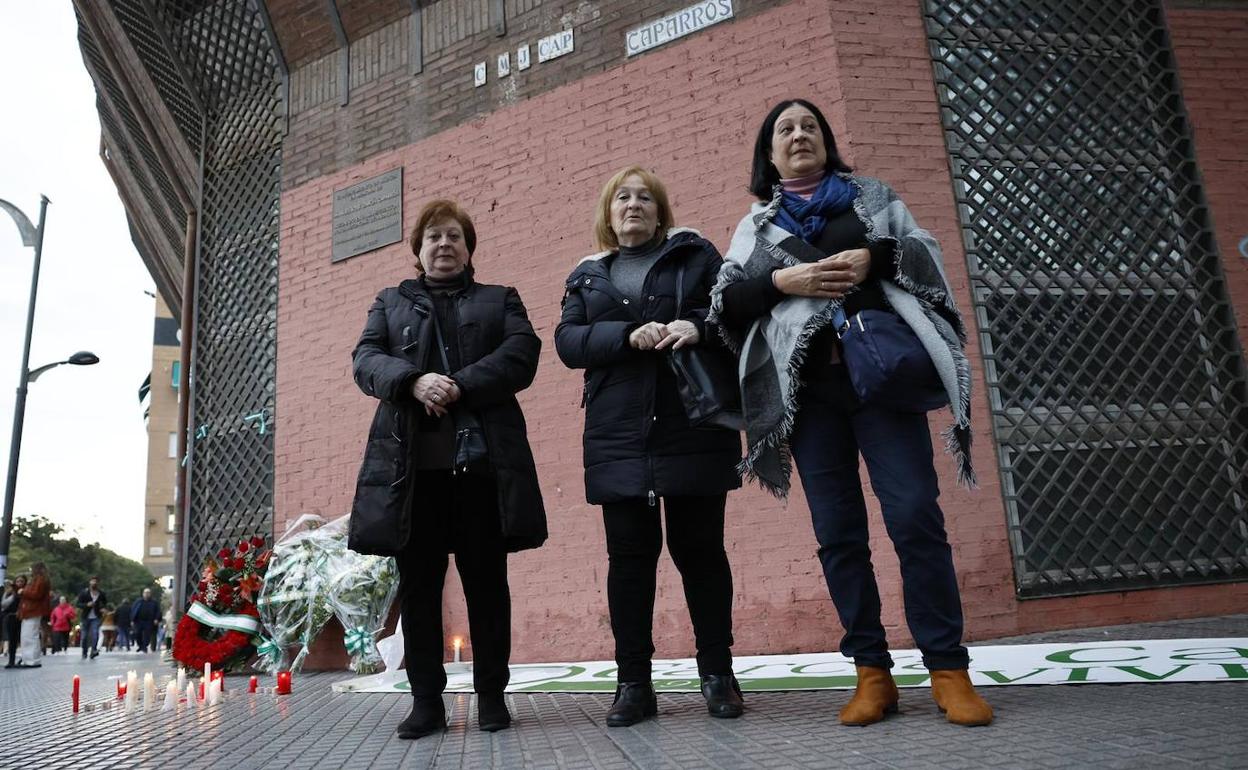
[349,198,546,740]
[555,165,743,727]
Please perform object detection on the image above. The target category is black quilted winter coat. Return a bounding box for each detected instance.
[348,274,547,555]
[555,229,741,505]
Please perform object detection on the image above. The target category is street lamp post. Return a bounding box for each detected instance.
[0,196,99,587]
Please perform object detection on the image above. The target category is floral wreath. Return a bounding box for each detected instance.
[172,536,271,673]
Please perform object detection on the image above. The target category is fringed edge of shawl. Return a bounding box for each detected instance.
[737,291,845,501]
[848,176,969,345]
[944,335,978,488]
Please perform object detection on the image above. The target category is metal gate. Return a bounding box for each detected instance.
[80,0,283,599]
[922,0,1248,595]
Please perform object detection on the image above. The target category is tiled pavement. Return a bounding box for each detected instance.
[0,615,1245,769]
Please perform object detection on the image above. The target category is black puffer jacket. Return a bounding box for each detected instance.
[349,274,547,555]
[555,229,741,505]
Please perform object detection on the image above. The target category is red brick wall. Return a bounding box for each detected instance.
[277,0,1248,669]
[1169,5,1248,346]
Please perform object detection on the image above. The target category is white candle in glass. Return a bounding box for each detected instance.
[186,682,197,710]
[203,661,211,684]
[211,678,222,705]
[176,668,186,693]
[162,680,178,711]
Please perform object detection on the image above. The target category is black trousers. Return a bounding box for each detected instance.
[399,470,510,698]
[602,493,734,683]
[135,622,156,652]
[3,614,19,665]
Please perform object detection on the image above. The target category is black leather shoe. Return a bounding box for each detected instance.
[701,674,744,718]
[478,693,512,732]
[396,696,446,739]
[606,682,657,727]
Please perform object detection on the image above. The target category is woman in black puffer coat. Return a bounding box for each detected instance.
[350,199,546,741]
[555,165,743,727]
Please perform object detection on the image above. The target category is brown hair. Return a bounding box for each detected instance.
[409,199,477,272]
[592,165,675,252]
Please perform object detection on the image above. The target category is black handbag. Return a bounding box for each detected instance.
[430,307,493,475]
[832,305,948,413]
[667,261,744,431]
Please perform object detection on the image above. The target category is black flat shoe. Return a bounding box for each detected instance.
[478,693,511,732]
[701,674,745,719]
[606,682,657,727]
[396,696,446,739]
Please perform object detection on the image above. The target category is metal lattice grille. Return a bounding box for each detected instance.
[144,0,282,597]
[111,0,203,156]
[76,12,187,251]
[923,0,1248,596]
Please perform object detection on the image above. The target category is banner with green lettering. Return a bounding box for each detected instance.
[333,638,1248,693]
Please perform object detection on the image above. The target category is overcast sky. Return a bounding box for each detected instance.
[1,2,155,563]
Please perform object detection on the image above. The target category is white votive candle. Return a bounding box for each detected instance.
[162,680,178,711]
[144,673,157,712]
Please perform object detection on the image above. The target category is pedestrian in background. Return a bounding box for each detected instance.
[555,166,745,727]
[711,98,991,727]
[16,563,50,668]
[99,606,117,652]
[114,596,132,650]
[131,588,160,653]
[350,198,547,740]
[49,596,76,653]
[1,578,19,666]
[76,576,107,659]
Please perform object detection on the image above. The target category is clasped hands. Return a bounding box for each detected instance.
[629,319,700,351]
[411,373,461,417]
[772,248,870,298]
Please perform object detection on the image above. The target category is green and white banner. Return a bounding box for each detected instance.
[334,637,1248,694]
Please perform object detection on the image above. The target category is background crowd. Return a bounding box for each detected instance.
[1,565,170,669]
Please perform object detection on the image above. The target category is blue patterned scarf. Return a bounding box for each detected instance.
[773,173,857,244]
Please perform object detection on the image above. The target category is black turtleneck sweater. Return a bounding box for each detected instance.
[413,270,469,470]
[609,232,665,304]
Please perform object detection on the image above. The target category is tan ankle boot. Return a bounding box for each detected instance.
[839,665,899,726]
[929,669,993,726]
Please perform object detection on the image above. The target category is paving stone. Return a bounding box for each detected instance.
[0,615,1245,768]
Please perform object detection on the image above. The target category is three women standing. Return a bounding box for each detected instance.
[556,166,744,726]
[350,104,991,731]
[350,199,547,739]
[710,99,992,726]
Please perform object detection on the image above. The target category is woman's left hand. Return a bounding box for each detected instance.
[655,319,700,350]
[828,248,871,286]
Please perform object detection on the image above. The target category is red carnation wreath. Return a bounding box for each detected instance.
[172,536,271,673]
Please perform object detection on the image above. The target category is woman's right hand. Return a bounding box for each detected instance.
[773,257,859,298]
[629,321,669,351]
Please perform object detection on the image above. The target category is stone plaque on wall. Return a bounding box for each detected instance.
[332,168,403,262]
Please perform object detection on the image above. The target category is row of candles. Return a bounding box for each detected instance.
[71,663,293,714]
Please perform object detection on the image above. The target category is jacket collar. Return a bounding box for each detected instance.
[568,227,704,286]
[398,270,476,303]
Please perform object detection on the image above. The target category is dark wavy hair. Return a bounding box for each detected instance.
[748,98,852,199]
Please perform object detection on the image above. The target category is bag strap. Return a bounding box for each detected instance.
[429,302,452,374]
[674,260,686,318]
[427,296,484,431]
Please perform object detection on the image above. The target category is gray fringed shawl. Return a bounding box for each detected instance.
[707,175,975,498]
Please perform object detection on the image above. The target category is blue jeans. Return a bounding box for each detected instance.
[81,617,101,655]
[789,367,968,671]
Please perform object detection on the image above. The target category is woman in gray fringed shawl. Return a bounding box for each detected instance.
[708,99,992,728]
